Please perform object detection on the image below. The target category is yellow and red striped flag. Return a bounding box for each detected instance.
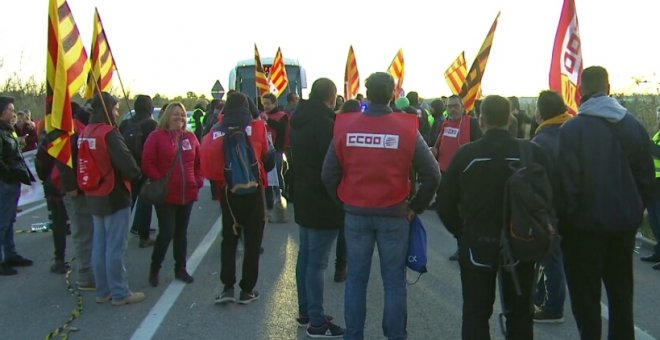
[387,48,405,98]
[84,8,116,100]
[444,51,467,95]
[46,0,90,167]
[254,44,272,97]
[344,45,360,100]
[549,0,582,114]
[269,47,289,98]
[460,12,500,113]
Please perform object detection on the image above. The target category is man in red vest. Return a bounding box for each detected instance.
[260,93,289,223]
[322,72,440,340]
[433,95,482,261]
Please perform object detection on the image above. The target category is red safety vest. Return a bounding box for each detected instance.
[265,111,287,146]
[334,112,417,208]
[50,119,86,191]
[78,123,130,196]
[436,116,471,172]
[200,120,269,187]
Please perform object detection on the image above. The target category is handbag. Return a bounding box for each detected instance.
[140,140,182,205]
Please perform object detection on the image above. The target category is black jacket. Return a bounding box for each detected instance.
[437,129,550,268]
[0,121,33,185]
[290,99,344,229]
[557,95,654,232]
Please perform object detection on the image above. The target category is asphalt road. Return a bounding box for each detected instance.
[1,187,658,340]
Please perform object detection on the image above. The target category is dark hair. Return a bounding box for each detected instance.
[134,95,153,114]
[365,72,394,105]
[406,91,420,107]
[286,92,298,103]
[537,90,566,120]
[480,95,510,127]
[309,78,337,103]
[0,95,14,113]
[91,92,118,124]
[224,92,248,110]
[340,99,362,113]
[430,99,445,114]
[447,94,463,104]
[262,93,277,104]
[581,66,609,97]
[507,96,520,111]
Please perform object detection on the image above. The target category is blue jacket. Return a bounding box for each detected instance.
[556,95,654,232]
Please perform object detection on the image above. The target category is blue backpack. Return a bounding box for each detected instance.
[223,127,260,195]
[407,216,428,283]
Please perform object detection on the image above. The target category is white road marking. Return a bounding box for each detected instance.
[16,202,47,218]
[600,302,656,339]
[130,217,222,340]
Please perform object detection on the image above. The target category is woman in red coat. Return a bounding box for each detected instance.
[141,102,203,286]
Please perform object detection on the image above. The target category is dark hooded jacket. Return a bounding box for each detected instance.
[557,94,654,232]
[290,99,344,229]
[85,93,141,216]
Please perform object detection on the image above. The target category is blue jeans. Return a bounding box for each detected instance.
[296,226,339,326]
[647,200,660,254]
[0,180,20,261]
[534,238,566,315]
[344,213,409,340]
[92,207,131,300]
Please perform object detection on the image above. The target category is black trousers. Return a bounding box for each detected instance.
[562,229,636,340]
[151,203,193,271]
[219,189,265,292]
[44,181,68,261]
[460,255,535,340]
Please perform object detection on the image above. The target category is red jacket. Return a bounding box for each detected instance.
[141,129,203,205]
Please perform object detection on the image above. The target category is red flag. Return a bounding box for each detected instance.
[549,0,583,114]
[444,52,467,95]
[344,45,360,100]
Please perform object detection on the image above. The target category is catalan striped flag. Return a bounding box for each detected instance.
[254,44,271,97]
[269,47,289,98]
[84,8,116,100]
[344,45,360,100]
[444,52,467,95]
[46,0,90,167]
[459,12,500,113]
[549,0,582,114]
[387,48,405,97]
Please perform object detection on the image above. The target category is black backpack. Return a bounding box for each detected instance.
[121,120,144,163]
[501,141,558,264]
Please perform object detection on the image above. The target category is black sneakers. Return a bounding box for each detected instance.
[50,259,69,274]
[237,289,260,304]
[334,266,347,283]
[306,321,345,338]
[533,308,564,323]
[640,253,660,262]
[296,314,334,328]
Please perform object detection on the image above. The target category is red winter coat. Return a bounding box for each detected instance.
[141,129,203,205]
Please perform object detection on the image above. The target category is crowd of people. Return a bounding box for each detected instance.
[0,64,658,339]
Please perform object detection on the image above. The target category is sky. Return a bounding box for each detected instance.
[1,0,659,100]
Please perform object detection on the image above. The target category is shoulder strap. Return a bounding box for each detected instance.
[163,139,183,181]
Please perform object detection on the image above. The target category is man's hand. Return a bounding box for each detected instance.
[406,206,416,222]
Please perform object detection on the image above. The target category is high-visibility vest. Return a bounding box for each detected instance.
[653,130,660,178]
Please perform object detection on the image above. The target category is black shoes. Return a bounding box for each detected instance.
[0,263,17,276]
[5,255,33,267]
[640,253,660,262]
[149,270,159,287]
[334,265,347,283]
[50,259,69,274]
[175,268,194,284]
[139,238,155,248]
[237,290,260,304]
[653,262,660,270]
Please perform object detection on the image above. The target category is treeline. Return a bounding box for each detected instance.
[1,75,209,120]
[3,75,659,133]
